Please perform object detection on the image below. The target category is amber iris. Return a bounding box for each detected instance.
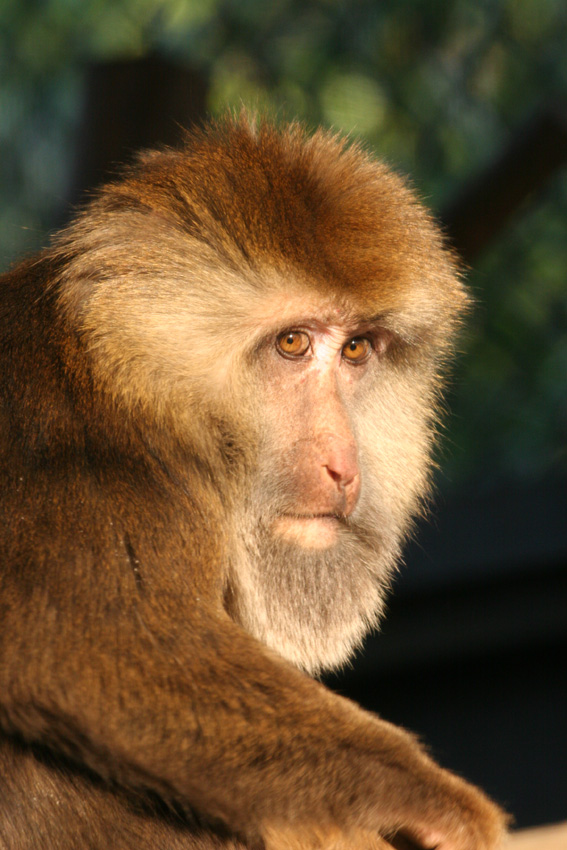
[342,337,371,362]
[277,331,310,357]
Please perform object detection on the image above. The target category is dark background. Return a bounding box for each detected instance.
[1,0,566,830]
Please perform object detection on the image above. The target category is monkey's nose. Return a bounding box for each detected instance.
[323,444,360,514]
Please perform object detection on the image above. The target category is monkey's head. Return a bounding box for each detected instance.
[55,115,468,675]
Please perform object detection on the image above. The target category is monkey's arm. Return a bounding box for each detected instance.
[0,545,506,850]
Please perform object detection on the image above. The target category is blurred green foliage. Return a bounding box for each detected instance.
[0,0,566,489]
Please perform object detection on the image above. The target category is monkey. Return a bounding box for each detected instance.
[0,114,509,850]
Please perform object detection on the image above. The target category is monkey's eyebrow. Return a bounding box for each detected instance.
[357,312,424,345]
[353,312,391,328]
[344,313,394,337]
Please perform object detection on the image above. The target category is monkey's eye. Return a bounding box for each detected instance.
[276,331,311,358]
[342,337,372,363]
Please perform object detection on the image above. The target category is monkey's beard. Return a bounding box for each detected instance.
[226,467,403,676]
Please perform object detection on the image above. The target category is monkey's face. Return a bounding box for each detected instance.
[225,292,436,675]
[54,119,466,676]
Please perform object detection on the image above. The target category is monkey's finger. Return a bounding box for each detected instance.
[387,833,436,850]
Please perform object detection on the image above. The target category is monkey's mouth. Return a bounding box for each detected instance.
[271,513,344,549]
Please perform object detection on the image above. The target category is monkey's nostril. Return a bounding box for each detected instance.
[323,465,361,513]
[325,466,343,485]
[324,460,359,488]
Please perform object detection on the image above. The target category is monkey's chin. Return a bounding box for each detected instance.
[272,516,339,549]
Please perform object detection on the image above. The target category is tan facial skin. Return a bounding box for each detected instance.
[268,321,372,548]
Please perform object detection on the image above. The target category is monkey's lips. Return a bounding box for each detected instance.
[272,514,343,549]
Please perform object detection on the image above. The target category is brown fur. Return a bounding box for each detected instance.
[0,115,507,849]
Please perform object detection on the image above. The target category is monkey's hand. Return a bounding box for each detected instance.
[260,703,509,850]
[330,711,510,850]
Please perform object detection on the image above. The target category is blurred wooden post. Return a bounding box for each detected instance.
[67,55,209,205]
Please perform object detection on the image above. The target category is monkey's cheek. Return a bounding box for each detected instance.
[271,516,339,549]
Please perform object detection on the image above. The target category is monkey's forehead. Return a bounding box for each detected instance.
[88,116,465,310]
